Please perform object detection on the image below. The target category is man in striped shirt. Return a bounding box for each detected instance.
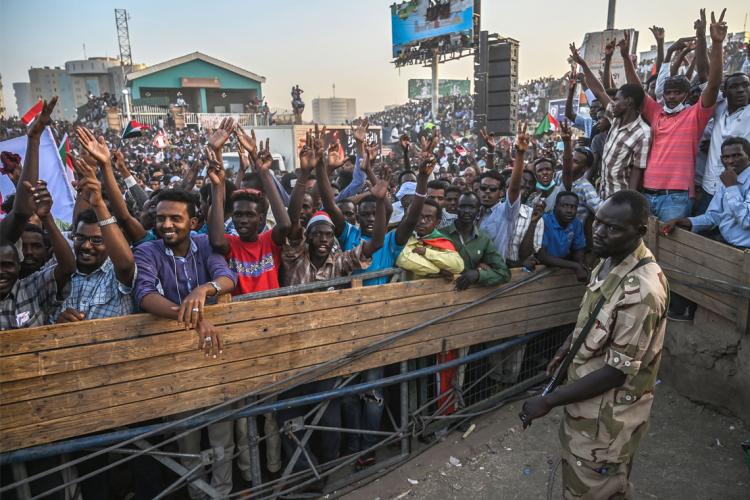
[569,44,651,200]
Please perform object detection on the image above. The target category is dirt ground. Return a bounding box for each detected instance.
[343,383,748,500]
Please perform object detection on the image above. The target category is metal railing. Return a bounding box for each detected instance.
[184,112,268,129]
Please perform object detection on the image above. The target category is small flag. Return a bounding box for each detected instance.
[58,133,75,184]
[122,120,151,139]
[534,113,560,136]
[21,100,44,125]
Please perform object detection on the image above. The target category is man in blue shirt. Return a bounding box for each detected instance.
[664,137,750,249]
[538,191,589,282]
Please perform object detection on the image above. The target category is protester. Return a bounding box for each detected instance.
[132,188,237,499]
[629,11,727,220]
[0,181,76,330]
[697,72,750,214]
[19,223,51,278]
[663,136,750,249]
[537,192,589,282]
[569,43,651,199]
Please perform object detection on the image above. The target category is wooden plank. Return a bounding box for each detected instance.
[0,278,456,357]
[658,247,741,305]
[670,281,737,323]
[0,302,580,451]
[666,226,745,266]
[0,273,577,383]
[659,237,740,280]
[0,282,583,405]
[0,288,584,429]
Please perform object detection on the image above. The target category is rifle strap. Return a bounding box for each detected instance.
[543,257,655,395]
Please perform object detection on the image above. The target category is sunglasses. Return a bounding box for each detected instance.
[73,235,105,246]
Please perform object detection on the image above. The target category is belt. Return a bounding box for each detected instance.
[643,188,688,196]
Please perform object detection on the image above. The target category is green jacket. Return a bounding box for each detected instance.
[443,223,510,286]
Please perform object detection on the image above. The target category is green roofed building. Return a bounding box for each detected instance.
[126,52,265,113]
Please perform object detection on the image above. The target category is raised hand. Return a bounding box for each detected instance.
[399,133,410,152]
[603,39,616,58]
[694,8,707,37]
[366,143,379,163]
[370,178,389,200]
[236,138,251,172]
[617,31,630,58]
[326,143,346,170]
[234,126,258,162]
[72,156,97,181]
[207,117,235,152]
[205,146,225,185]
[255,139,273,172]
[567,65,578,91]
[560,121,573,141]
[568,42,584,65]
[649,25,665,42]
[352,117,369,144]
[709,9,728,43]
[417,152,436,177]
[419,128,439,153]
[479,126,498,152]
[27,97,58,138]
[112,149,128,174]
[77,176,104,207]
[23,180,52,218]
[515,122,530,153]
[76,126,111,166]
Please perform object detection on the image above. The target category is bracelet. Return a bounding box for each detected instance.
[123,175,137,188]
[98,216,117,227]
[208,281,222,296]
[414,191,427,198]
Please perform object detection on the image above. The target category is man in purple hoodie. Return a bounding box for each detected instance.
[133,188,237,499]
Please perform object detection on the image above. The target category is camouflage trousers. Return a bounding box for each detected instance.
[561,448,634,499]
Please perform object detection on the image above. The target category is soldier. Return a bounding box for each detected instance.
[519,190,669,499]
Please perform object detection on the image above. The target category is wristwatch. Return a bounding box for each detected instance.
[98,216,117,227]
[208,281,222,296]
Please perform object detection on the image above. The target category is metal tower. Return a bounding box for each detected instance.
[114,9,133,72]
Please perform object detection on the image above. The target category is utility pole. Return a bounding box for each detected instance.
[606,0,616,29]
[431,49,439,122]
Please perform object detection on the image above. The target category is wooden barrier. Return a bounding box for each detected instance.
[0,269,583,452]
[646,217,750,334]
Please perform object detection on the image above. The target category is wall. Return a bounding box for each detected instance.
[660,306,750,420]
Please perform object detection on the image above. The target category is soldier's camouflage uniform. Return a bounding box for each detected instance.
[560,242,668,499]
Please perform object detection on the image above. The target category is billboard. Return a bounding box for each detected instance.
[408,79,471,99]
[391,0,474,57]
[579,29,639,88]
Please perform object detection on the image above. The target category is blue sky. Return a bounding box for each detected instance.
[1,0,747,116]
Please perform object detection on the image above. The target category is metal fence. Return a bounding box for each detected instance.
[0,269,570,500]
[127,107,268,130]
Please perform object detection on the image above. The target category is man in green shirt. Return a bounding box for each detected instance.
[443,192,510,290]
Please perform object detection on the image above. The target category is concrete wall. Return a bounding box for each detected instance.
[660,306,750,420]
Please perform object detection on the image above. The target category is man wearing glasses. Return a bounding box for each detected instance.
[52,173,137,323]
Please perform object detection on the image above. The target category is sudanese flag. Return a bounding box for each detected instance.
[418,228,456,252]
[122,120,151,139]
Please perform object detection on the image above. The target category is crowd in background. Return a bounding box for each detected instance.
[0,9,748,499]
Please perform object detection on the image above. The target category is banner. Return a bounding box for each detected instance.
[391,0,474,57]
[0,127,76,225]
[579,29,639,88]
[408,79,471,99]
[547,98,578,125]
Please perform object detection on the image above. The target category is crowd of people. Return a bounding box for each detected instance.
[0,7,748,499]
